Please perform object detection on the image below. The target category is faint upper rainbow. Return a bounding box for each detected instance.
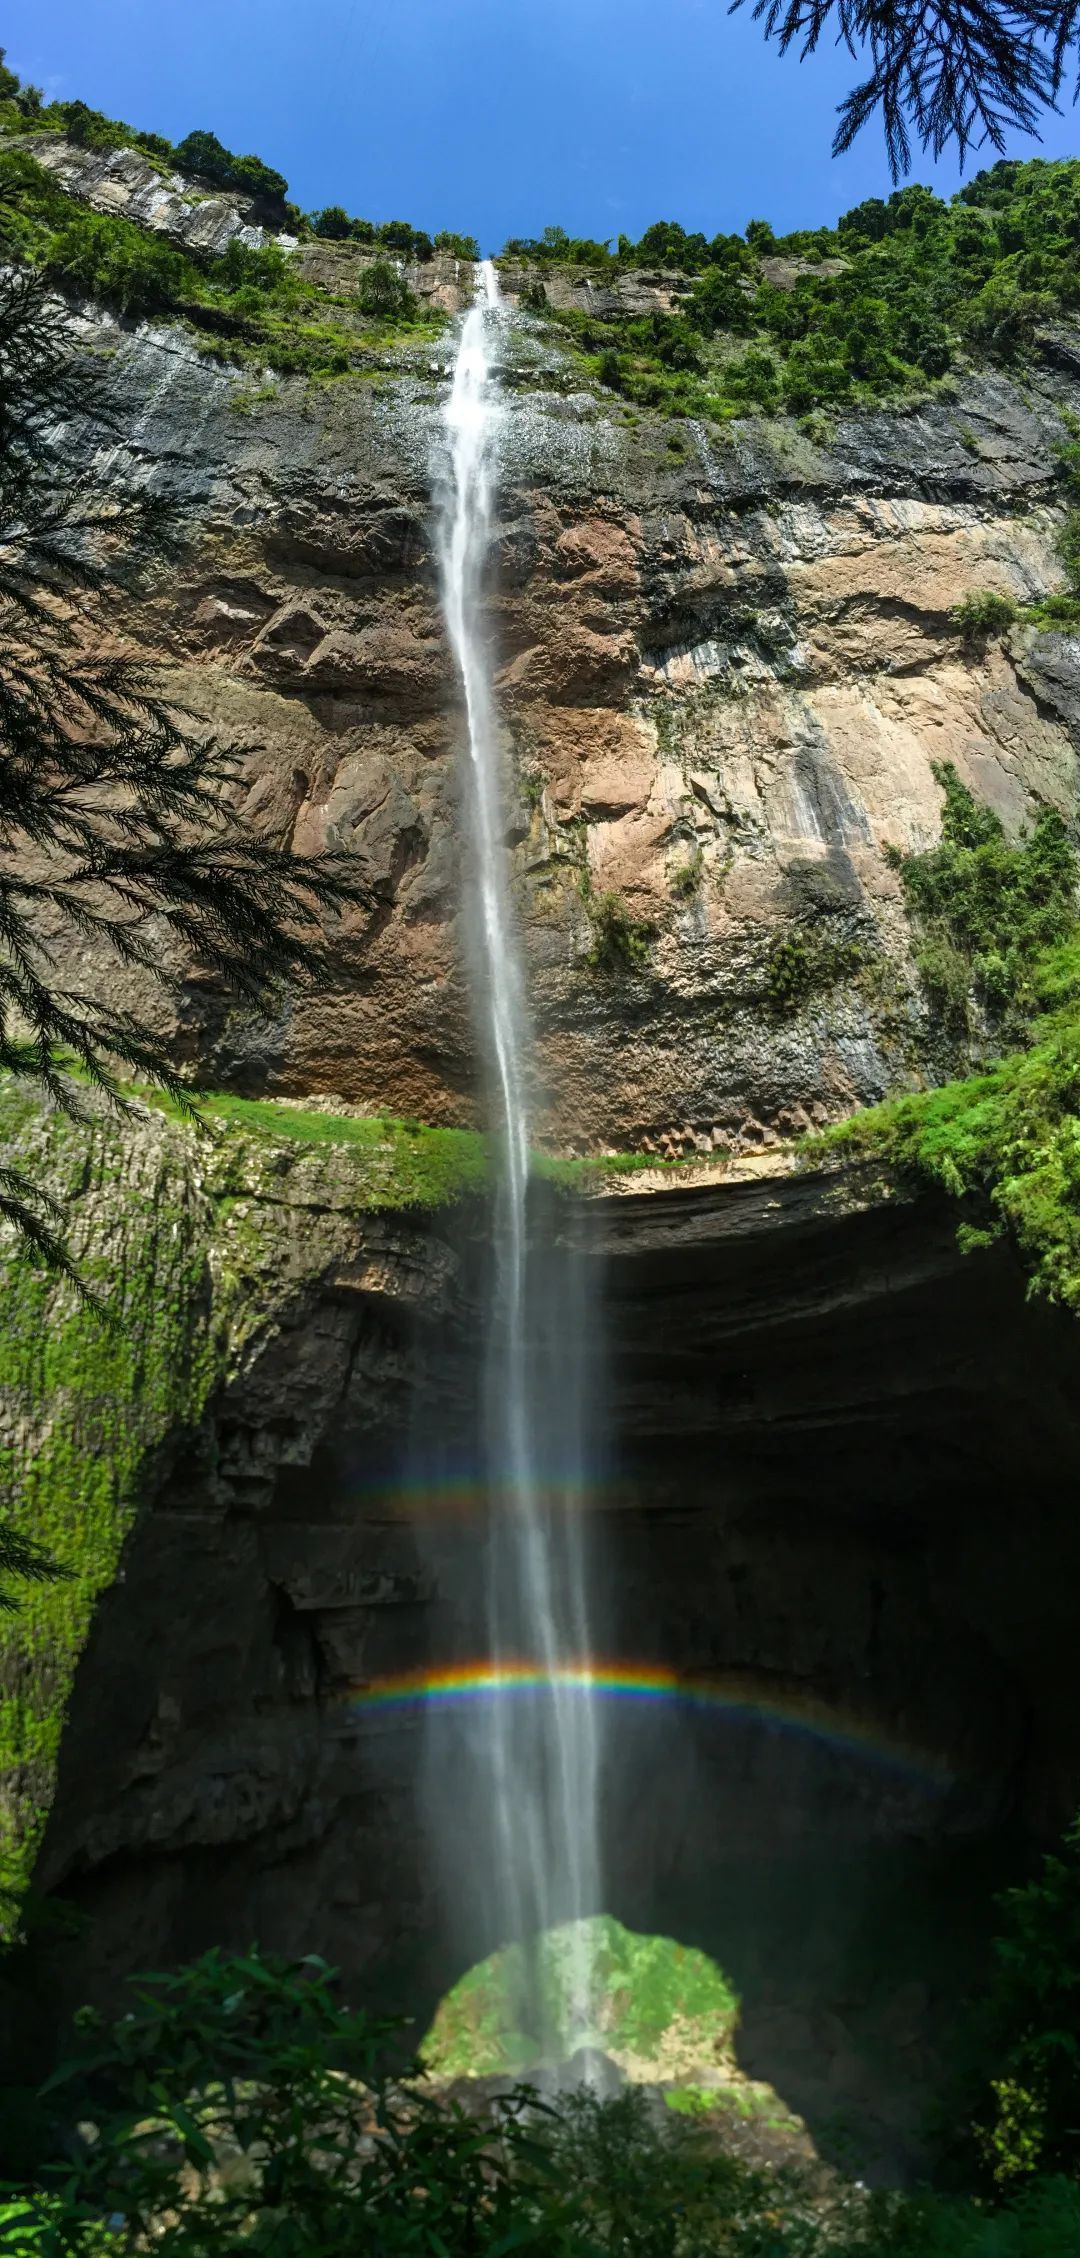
[343,1660,954,1785]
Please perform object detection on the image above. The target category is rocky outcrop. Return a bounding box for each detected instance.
[43,286,1080,1154]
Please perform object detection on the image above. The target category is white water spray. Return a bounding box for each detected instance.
[435,262,600,2052]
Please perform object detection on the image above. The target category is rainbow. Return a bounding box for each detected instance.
[343,1660,954,1784]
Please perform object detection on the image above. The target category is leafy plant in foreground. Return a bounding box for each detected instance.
[975,1815,1080,2187]
[7,1940,1080,2255]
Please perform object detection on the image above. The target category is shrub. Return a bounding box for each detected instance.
[435,229,481,260]
[953,589,1019,642]
[585,889,656,972]
[216,235,291,296]
[310,202,352,239]
[45,210,196,315]
[173,128,287,204]
[378,217,433,261]
[597,346,626,392]
[887,762,1079,1035]
[687,264,756,336]
[6,1941,1080,2257]
[356,256,416,319]
[975,1816,1080,2186]
[670,847,704,900]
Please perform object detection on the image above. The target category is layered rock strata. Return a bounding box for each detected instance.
[28,185,1080,1152]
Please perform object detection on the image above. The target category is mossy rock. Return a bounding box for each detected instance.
[421,1914,740,2080]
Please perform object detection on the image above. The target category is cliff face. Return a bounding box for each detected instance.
[10,1095,1080,2181]
[8,147,1080,2175]
[35,140,1080,1152]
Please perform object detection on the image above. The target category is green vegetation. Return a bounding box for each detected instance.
[976,1816,1080,2187]
[813,765,1080,1307]
[0,62,289,206]
[171,128,287,205]
[952,588,1019,642]
[584,888,657,974]
[507,159,1080,424]
[422,1916,741,2080]
[8,45,1080,423]
[765,923,868,1016]
[813,948,1080,1306]
[0,1089,224,1902]
[0,56,454,374]
[355,255,417,318]
[884,763,1078,1042]
[5,1932,1080,2254]
[0,145,445,375]
[0,1082,498,1898]
[173,1090,490,1205]
[670,846,704,902]
[435,228,482,260]
[310,207,436,259]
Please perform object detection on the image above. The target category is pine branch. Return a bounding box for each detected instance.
[0,264,380,1306]
[731,0,1080,174]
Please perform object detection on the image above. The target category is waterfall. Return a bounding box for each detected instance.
[434,260,600,2055]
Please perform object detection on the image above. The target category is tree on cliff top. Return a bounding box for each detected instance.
[0,266,374,1283]
[736,0,1080,177]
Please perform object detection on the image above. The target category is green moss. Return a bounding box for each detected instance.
[0,1097,222,1902]
[0,1084,500,1907]
[765,923,867,1015]
[583,888,656,975]
[421,1916,740,2079]
[194,1095,488,1207]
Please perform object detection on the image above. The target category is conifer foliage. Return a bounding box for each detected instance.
[0,266,373,1277]
[735,0,1080,177]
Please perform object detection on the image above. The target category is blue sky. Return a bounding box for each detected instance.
[8,0,1080,250]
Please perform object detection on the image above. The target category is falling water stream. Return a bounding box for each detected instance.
[435,261,600,2054]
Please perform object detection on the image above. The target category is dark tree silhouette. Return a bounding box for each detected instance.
[0,265,374,1279]
[733,0,1080,175]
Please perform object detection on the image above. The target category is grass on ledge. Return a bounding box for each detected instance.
[112,1082,717,1201]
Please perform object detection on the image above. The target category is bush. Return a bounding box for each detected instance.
[976,1816,1080,2186]
[887,762,1078,1035]
[953,589,1019,642]
[49,101,132,155]
[45,210,196,315]
[6,1942,1080,2257]
[216,235,291,296]
[585,890,656,972]
[356,256,416,319]
[310,202,352,239]
[435,229,481,260]
[173,128,287,205]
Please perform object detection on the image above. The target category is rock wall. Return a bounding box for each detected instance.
[52,303,1080,1152]
[12,1120,1080,2179]
[9,149,1080,2177]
